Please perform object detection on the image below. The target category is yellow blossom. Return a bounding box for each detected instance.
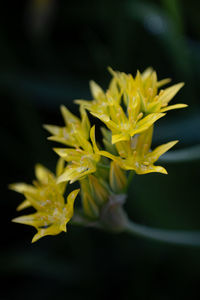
[44,105,90,147]
[75,78,121,122]
[76,68,186,144]
[99,127,178,175]
[10,159,79,242]
[110,67,187,114]
[54,126,101,183]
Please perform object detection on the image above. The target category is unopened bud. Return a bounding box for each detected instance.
[109,161,127,193]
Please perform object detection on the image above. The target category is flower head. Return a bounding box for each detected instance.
[54,126,100,183]
[76,67,187,144]
[100,126,178,175]
[10,159,79,242]
[44,105,90,147]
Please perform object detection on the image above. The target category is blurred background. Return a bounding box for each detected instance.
[1,0,200,299]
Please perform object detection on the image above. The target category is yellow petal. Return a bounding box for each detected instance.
[53,148,82,161]
[43,124,61,136]
[57,164,96,184]
[32,225,61,243]
[56,158,65,177]
[80,106,91,139]
[90,112,110,123]
[134,126,153,157]
[35,164,54,184]
[90,126,99,153]
[158,82,184,105]
[147,141,178,163]
[136,165,168,175]
[60,105,80,126]
[9,183,36,194]
[65,189,80,220]
[112,133,130,144]
[160,103,188,112]
[89,80,104,99]
[157,78,171,88]
[74,132,93,152]
[12,213,45,227]
[99,150,119,162]
[131,113,165,136]
[17,200,31,211]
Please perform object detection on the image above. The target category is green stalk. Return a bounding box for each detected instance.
[124,220,200,247]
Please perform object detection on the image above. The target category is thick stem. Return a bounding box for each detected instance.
[124,220,200,247]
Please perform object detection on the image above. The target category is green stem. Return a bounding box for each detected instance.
[125,220,200,247]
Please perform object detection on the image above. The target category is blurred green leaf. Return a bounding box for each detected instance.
[159,144,200,163]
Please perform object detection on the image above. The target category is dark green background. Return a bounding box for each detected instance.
[1,0,200,299]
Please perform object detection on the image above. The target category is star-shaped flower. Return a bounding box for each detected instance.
[99,127,178,175]
[54,126,101,183]
[10,159,79,242]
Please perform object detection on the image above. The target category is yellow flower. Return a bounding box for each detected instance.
[75,78,121,122]
[76,68,186,144]
[100,127,178,175]
[54,126,101,183]
[110,67,187,114]
[44,105,90,147]
[10,159,79,242]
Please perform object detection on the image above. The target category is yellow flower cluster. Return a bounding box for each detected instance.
[10,159,79,242]
[76,67,186,174]
[10,67,187,242]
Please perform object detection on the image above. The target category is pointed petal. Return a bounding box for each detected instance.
[60,105,80,126]
[17,200,31,211]
[12,213,45,227]
[54,148,81,161]
[131,113,165,136]
[160,103,188,112]
[80,106,90,138]
[99,150,119,162]
[135,126,153,157]
[90,126,99,153]
[43,124,61,136]
[157,78,171,88]
[147,141,178,163]
[9,183,36,194]
[141,67,153,79]
[158,83,184,105]
[65,189,79,220]
[136,165,168,175]
[32,225,60,243]
[89,80,104,99]
[112,133,130,144]
[56,158,65,177]
[35,164,54,184]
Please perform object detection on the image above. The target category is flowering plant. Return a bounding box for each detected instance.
[10,67,200,246]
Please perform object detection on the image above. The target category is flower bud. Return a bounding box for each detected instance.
[80,179,99,219]
[109,161,127,193]
[88,175,109,206]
